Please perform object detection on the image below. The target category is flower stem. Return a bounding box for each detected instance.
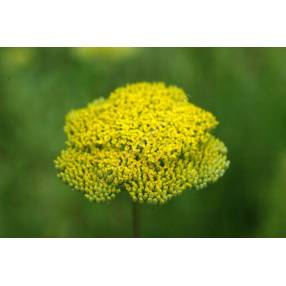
[132,202,140,238]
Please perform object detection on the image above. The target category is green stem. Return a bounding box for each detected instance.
[132,202,140,238]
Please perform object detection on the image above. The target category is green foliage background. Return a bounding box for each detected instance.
[0,47,286,237]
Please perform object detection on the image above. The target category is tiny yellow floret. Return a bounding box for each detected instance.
[54,82,229,204]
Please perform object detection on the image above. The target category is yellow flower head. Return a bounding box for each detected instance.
[55,82,229,204]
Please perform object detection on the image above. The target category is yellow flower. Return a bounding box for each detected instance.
[55,82,229,204]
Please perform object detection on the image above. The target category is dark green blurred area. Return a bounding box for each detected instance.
[0,47,286,237]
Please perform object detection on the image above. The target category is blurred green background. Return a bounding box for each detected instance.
[0,47,286,237]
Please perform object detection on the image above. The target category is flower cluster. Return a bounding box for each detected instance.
[55,82,229,204]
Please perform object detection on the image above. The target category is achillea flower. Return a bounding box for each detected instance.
[55,82,229,204]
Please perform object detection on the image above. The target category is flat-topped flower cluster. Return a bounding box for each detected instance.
[55,82,229,204]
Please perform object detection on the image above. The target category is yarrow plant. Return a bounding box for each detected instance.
[55,82,229,235]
